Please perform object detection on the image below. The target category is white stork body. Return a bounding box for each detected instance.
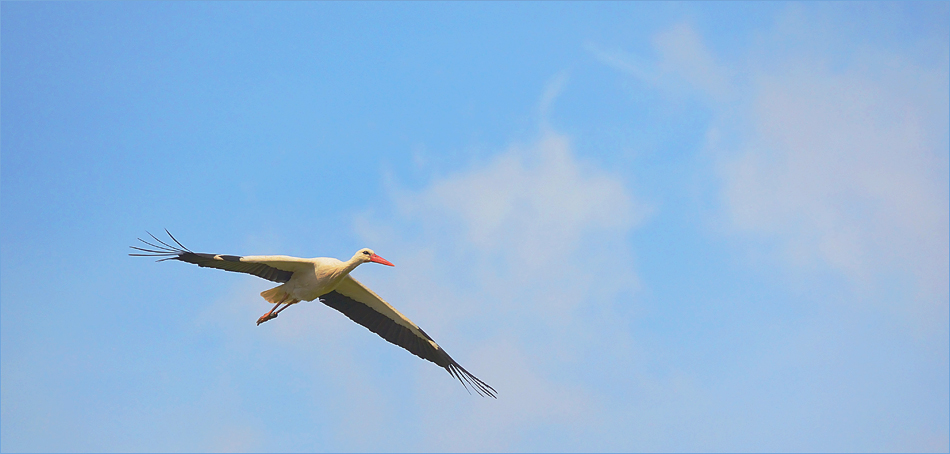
[252,255,364,303]
[131,231,495,397]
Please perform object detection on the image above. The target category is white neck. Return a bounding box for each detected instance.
[341,255,365,275]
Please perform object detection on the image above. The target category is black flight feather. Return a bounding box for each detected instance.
[130,230,294,283]
[319,290,497,398]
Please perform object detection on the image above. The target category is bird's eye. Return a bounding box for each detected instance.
[363,251,371,255]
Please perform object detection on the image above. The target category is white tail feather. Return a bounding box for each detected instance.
[261,286,299,305]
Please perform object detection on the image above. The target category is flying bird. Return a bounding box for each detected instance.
[130,230,496,398]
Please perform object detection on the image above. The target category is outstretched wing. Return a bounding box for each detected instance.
[320,275,497,398]
[130,230,309,283]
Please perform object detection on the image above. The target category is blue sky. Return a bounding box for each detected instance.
[1,2,947,452]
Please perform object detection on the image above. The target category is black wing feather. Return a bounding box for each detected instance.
[319,290,497,398]
[130,230,294,283]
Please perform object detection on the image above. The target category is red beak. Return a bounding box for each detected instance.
[369,254,394,267]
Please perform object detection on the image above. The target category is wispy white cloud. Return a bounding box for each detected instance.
[587,42,659,84]
[714,29,949,333]
[588,21,732,101]
[349,128,649,449]
[403,132,643,262]
[651,22,732,100]
[539,71,569,126]
[591,13,949,333]
[587,8,948,451]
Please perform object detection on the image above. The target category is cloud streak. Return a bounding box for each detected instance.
[588,21,732,101]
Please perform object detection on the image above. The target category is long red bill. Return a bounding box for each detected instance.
[369,254,395,266]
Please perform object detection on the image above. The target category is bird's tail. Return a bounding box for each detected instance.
[260,286,299,305]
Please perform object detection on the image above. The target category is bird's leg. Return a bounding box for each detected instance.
[256,303,284,326]
[273,302,294,317]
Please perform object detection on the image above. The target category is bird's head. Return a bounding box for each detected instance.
[355,248,394,266]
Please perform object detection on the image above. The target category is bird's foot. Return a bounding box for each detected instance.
[256,312,278,325]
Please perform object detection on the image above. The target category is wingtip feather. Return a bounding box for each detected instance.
[130,231,188,259]
[447,362,497,398]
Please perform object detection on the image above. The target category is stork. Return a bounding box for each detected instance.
[130,230,496,398]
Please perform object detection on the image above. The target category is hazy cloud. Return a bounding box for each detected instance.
[651,22,732,100]
[405,132,642,258]
[588,12,948,451]
[715,33,949,332]
[587,43,659,84]
[595,16,949,332]
[539,72,569,125]
[588,21,732,100]
[350,129,648,449]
